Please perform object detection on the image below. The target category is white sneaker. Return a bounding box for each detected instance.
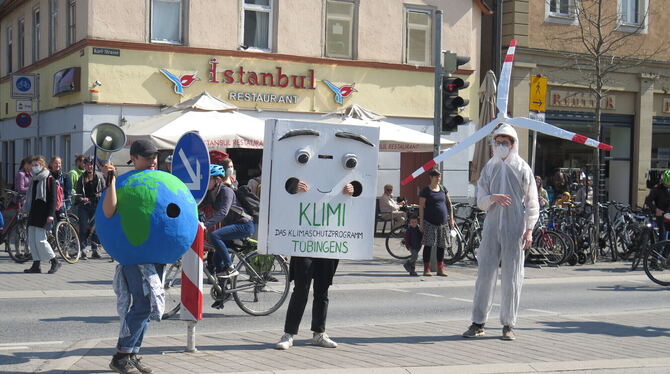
[312,332,338,348]
[275,333,293,350]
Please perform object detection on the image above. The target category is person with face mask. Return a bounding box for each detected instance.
[200,164,254,295]
[462,124,539,341]
[645,170,670,241]
[75,157,106,259]
[22,155,61,274]
[49,156,71,215]
[14,156,33,200]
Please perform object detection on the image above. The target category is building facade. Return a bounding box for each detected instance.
[0,0,487,201]
[488,0,670,206]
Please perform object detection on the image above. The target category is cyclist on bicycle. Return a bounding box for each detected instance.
[200,164,255,279]
[75,157,106,259]
[645,170,670,241]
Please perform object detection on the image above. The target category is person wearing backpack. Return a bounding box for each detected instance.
[201,164,254,286]
[22,155,61,274]
[48,156,70,216]
[75,157,106,259]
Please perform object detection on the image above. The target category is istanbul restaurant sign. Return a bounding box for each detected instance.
[209,58,314,104]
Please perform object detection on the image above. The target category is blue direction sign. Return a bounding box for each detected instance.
[16,112,32,128]
[172,132,210,204]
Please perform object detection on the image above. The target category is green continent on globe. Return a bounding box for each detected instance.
[116,171,193,246]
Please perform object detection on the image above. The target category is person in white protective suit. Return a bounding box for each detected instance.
[462,123,539,341]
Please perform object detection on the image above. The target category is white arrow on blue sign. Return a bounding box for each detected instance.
[172,132,210,205]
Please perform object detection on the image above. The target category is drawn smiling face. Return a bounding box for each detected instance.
[275,127,375,197]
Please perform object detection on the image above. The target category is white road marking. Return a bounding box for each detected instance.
[450,297,473,303]
[526,308,556,314]
[388,289,409,293]
[0,341,64,347]
[0,346,29,350]
[417,292,443,298]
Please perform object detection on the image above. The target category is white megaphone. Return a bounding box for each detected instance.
[91,122,127,183]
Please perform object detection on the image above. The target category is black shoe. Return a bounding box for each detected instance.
[211,300,225,309]
[109,355,141,374]
[24,261,41,273]
[129,354,153,374]
[47,258,62,274]
[91,251,102,259]
[80,252,88,260]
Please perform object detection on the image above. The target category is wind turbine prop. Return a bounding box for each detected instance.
[401,40,613,186]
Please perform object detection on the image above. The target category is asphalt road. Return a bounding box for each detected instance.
[2,272,667,346]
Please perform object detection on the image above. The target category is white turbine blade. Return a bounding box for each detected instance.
[506,117,613,151]
[496,40,517,118]
[401,120,499,186]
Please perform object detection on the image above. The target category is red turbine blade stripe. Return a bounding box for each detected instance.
[422,159,437,171]
[401,175,414,186]
[571,134,588,144]
[504,54,514,62]
[509,40,517,47]
[598,143,613,151]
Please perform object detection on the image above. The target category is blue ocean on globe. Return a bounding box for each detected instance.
[95,169,199,265]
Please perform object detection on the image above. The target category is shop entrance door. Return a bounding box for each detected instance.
[400,152,433,205]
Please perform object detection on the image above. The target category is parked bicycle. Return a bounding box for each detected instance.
[162,236,290,319]
[1,189,30,263]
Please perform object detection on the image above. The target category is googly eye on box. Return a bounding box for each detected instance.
[258,119,380,260]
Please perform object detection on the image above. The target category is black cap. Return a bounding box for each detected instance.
[129,139,158,157]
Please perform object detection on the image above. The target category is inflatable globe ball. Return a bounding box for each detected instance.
[95,170,198,265]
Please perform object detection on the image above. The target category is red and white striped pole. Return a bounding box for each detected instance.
[181,223,204,352]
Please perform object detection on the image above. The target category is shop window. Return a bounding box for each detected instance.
[2,141,15,188]
[67,0,76,46]
[46,136,56,160]
[618,0,648,33]
[242,0,273,51]
[17,18,24,69]
[49,0,57,55]
[404,8,432,66]
[325,0,356,59]
[6,26,12,74]
[23,139,32,158]
[33,7,40,63]
[61,135,71,171]
[545,0,577,25]
[151,0,185,44]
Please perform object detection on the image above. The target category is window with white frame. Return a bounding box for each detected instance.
[23,139,32,158]
[151,0,184,44]
[6,26,13,74]
[32,7,40,63]
[620,0,645,25]
[404,8,432,66]
[242,0,273,51]
[46,136,56,160]
[545,0,577,24]
[67,0,76,46]
[325,0,356,59]
[17,18,25,69]
[49,0,57,55]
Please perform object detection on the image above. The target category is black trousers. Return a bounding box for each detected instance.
[284,257,338,335]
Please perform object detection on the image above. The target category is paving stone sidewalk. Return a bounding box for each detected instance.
[38,308,670,374]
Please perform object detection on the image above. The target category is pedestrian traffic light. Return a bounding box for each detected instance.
[442,76,470,132]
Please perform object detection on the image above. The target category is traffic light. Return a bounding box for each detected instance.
[441,52,470,133]
[442,76,470,132]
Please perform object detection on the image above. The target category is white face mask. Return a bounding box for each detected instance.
[226,168,235,178]
[31,165,43,174]
[493,144,510,159]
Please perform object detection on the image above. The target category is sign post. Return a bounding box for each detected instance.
[529,75,547,171]
[171,131,209,352]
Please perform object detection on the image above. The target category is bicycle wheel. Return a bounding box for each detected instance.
[643,241,670,286]
[233,254,289,316]
[532,230,568,265]
[385,225,411,259]
[6,221,30,263]
[55,221,81,264]
[464,228,480,262]
[162,261,183,320]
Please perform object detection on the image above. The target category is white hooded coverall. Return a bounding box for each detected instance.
[471,124,539,327]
